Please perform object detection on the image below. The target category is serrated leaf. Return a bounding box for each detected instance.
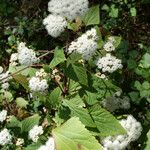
[21,114,40,133]
[66,63,88,86]
[53,117,102,150]
[63,100,96,127]
[16,97,29,108]
[50,47,66,68]
[82,5,100,26]
[89,105,126,136]
[46,87,61,107]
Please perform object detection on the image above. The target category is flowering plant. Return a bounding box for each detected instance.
[0,0,150,150]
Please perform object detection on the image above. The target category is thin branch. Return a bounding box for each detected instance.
[0,50,54,83]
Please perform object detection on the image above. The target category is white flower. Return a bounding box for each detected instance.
[1,82,10,90]
[96,53,123,73]
[101,95,130,112]
[103,42,115,52]
[38,145,49,150]
[102,115,142,150]
[17,42,39,65]
[108,36,115,43]
[29,125,43,142]
[0,71,10,83]
[67,28,98,60]
[29,77,48,92]
[0,129,12,146]
[0,110,7,122]
[0,66,3,74]
[16,138,24,146]
[45,137,55,150]
[38,137,55,150]
[43,14,67,38]
[48,0,89,20]
[36,69,48,78]
[10,53,18,62]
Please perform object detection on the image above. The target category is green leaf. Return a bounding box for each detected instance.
[7,116,21,128]
[21,114,40,133]
[66,63,88,86]
[141,53,150,68]
[50,47,66,68]
[47,87,61,107]
[24,143,42,150]
[89,105,126,136]
[82,5,100,26]
[63,100,96,127]
[142,81,150,90]
[144,130,150,150]
[109,5,119,18]
[130,7,137,17]
[52,117,102,150]
[13,74,29,90]
[16,97,29,108]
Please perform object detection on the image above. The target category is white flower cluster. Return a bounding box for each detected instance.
[103,36,116,52]
[96,53,123,73]
[0,110,7,123]
[38,137,55,150]
[17,42,39,65]
[0,66,10,90]
[48,0,89,21]
[43,0,89,37]
[9,53,18,66]
[101,94,130,112]
[67,28,98,60]
[29,125,43,142]
[0,129,12,146]
[16,138,24,146]
[29,69,48,92]
[9,42,39,66]
[102,115,142,150]
[43,14,67,38]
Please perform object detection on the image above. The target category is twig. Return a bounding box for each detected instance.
[0,50,54,83]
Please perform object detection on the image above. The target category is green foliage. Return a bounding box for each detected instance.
[50,47,66,68]
[52,117,102,150]
[82,5,100,26]
[89,105,126,136]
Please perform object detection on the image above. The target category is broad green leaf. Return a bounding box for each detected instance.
[92,75,120,99]
[67,53,82,67]
[46,87,61,107]
[52,117,102,150]
[144,130,150,150]
[84,91,98,105]
[63,100,96,127]
[16,97,29,108]
[50,47,66,68]
[21,114,40,133]
[82,5,100,26]
[66,63,88,86]
[89,105,126,136]
[12,74,29,90]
